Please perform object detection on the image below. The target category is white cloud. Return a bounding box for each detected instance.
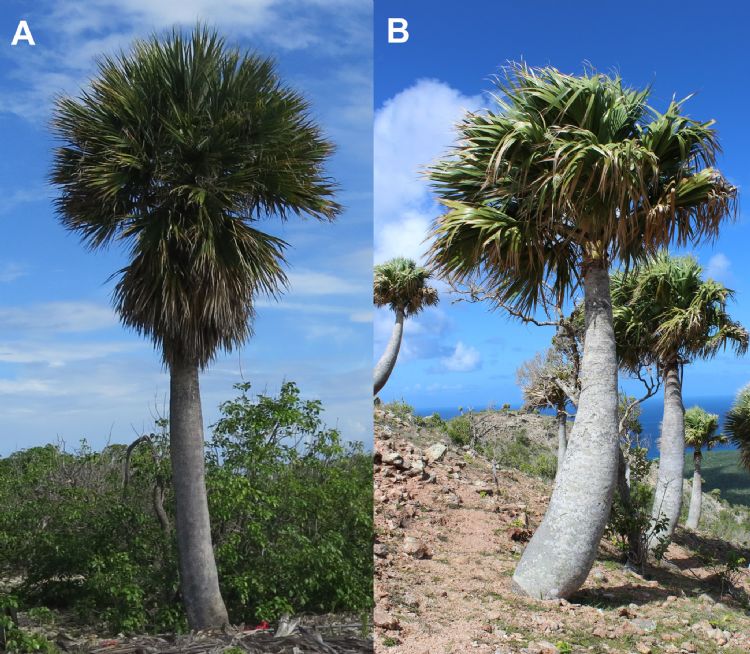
[287,270,365,296]
[706,253,732,283]
[349,311,372,323]
[0,341,138,367]
[2,0,371,121]
[0,263,27,283]
[374,79,483,264]
[439,341,482,373]
[0,302,117,333]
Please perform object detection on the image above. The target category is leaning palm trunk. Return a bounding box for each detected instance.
[374,309,404,395]
[649,362,685,550]
[170,358,229,629]
[512,264,619,599]
[556,408,567,478]
[686,450,703,530]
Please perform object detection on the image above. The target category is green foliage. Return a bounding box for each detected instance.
[0,382,371,633]
[726,385,750,472]
[381,400,415,420]
[51,25,340,368]
[607,445,670,566]
[428,64,735,316]
[612,254,748,373]
[208,382,373,623]
[483,431,557,480]
[0,596,57,653]
[446,415,472,446]
[685,406,725,451]
[419,413,446,431]
[373,258,439,316]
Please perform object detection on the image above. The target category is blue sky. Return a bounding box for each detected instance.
[0,0,372,454]
[374,0,750,415]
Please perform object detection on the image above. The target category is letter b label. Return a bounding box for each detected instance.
[388,18,409,44]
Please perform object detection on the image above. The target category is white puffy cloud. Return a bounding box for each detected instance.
[374,79,483,264]
[438,341,482,373]
[706,253,732,283]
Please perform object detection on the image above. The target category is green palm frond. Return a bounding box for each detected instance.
[428,64,735,313]
[684,406,725,451]
[611,253,748,370]
[374,257,439,317]
[725,386,750,472]
[51,25,340,367]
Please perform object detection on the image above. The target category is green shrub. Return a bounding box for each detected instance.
[419,413,446,431]
[381,400,414,419]
[0,595,57,653]
[446,415,472,446]
[0,382,372,633]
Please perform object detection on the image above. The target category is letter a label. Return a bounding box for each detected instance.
[12,21,35,46]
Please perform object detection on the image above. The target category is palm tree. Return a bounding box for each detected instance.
[612,254,747,547]
[428,64,735,599]
[684,406,726,529]
[50,27,339,629]
[725,385,750,473]
[516,348,574,477]
[373,257,438,394]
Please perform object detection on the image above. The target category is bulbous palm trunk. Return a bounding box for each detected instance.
[512,264,619,599]
[649,362,685,549]
[374,308,404,395]
[556,408,567,478]
[686,450,703,530]
[170,357,229,629]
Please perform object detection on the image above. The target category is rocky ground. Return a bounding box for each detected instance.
[8,612,372,653]
[373,407,750,654]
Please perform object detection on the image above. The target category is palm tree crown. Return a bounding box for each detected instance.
[374,257,438,316]
[725,386,750,471]
[612,254,748,368]
[51,26,340,367]
[684,406,725,451]
[427,65,735,312]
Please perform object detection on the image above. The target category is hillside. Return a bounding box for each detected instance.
[684,450,750,507]
[374,405,750,654]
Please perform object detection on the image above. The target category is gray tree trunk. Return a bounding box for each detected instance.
[374,309,404,395]
[170,358,229,629]
[556,408,567,478]
[512,264,619,599]
[649,361,685,550]
[686,450,702,530]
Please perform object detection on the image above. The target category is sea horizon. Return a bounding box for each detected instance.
[415,394,738,459]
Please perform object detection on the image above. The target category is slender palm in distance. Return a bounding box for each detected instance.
[373,257,438,395]
[428,64,736,599]
[684,406,726,530]
[516,348,574,477]
[51,26,340,629]
[612,254,747,545]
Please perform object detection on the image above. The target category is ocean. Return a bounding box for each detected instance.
[416,395,737,459]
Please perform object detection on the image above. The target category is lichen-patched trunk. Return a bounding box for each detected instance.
[512,264,619,599]
[556,409,567,478]
[170,358,229,629]
[649,362,685,549]
[374,308,404,395]
[686,450,703,530]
